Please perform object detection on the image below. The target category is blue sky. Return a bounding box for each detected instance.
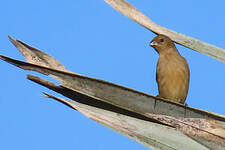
[1,1,225,150]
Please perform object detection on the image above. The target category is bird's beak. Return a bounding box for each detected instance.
[150,41,158,47]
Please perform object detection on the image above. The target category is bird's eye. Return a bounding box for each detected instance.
[160,39,164,42]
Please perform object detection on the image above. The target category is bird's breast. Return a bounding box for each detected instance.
[156,54,189,103]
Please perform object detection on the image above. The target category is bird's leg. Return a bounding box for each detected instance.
[184,103,188,118]
[154,95,159,110]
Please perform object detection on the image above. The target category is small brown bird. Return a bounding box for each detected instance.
[150,34,190,104]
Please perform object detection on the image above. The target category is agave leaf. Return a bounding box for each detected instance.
[104,0,225,63]
[43,93,209,150]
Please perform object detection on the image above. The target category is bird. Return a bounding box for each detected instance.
[150,34,190,104]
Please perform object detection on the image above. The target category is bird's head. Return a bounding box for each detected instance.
[150,34,176,54]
